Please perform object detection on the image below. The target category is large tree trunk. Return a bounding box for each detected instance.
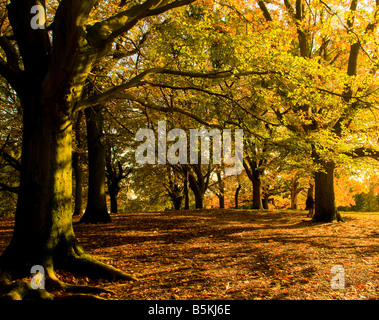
[0,99,134,289]
[0,0,194,299]
[80,106,111,223]
[313,161,341,222]
[0,99,77,278]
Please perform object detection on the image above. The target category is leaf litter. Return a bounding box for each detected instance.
[0,209,377,300]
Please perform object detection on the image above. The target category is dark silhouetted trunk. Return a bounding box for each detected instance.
[183,169,190,210]
[80,106,110,223]
[235,184,241,209]
[216,171,225,209]
[188,164,210,209]
[313,161,337,222]
[72,151,83,216]
[72,110,84,216]
[243,159,263,210]
[252,177,263,209]
[109,185,119,213]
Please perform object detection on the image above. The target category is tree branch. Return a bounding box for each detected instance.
[257,1,273,22]
[7,0,51,76]
[0,182,19,194]
[117,92,224,129]
[75,67,274,111]
[41,0,98,101]
[87,0,195,48]
[347,147,379,160]
[0,149,21,171]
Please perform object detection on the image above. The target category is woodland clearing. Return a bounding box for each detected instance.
[0,209,377,300]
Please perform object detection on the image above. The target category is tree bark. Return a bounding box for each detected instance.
[243,159,263,210]
[109,186,119,213]
[217,194,225,209]
[72,111,84,216]
[290,179,300,209]
[216,171,225,209]
[188,173,204,209]
[0,0,196,297]
[313,161,337,222]
[183,169,190,210]
[72,151,83,216]
[187,164,209,209]
[252,177,263,209]
[80,106,111,223]
[0,96,79,278]
[235,184,241,209]
[193,190,204,209]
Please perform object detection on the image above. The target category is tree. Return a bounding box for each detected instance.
[72,110,85,216]
[79,105,111,223]
[0,0,196,299]
[105,147,132,213]
[253,0,379,221]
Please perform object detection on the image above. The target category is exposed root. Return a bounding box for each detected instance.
[0,241,137,300]
[0,257,133,300]
[66,254,138,281]
[0,275,55,300]
[336,211,345,222]
[54,293,108,300]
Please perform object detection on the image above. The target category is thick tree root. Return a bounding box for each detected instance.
[66,253,138,281]
[0,253,137,300]
[0,237,137,300]
[0,272,114,300]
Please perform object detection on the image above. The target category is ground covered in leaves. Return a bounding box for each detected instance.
[0,209,378,300]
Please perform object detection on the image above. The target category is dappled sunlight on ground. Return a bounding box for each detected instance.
[0,210,377,299]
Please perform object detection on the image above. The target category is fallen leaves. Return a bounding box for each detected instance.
[0,209,378,300]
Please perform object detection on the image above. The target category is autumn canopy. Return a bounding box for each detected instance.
[0,0,378,300]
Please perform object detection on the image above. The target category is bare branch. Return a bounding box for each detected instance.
[118,92,224,129]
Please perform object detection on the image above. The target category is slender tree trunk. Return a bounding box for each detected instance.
[307,183,314,197]
[172,196,182,210]
[217,194,225,209]
[193,188,204,209]
[188,168,205,209]
[262,193,270,209]
[72,110,84,216]
[235,184,241,209]
[80,106,111,223]
[290,180,299,209]
[252,177,262,209]
[183,171,190,210]
[72,151,83,216]
[195,192,203,209]
[216,171,225,209]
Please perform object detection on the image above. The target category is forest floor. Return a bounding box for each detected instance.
[0,209,378,300]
